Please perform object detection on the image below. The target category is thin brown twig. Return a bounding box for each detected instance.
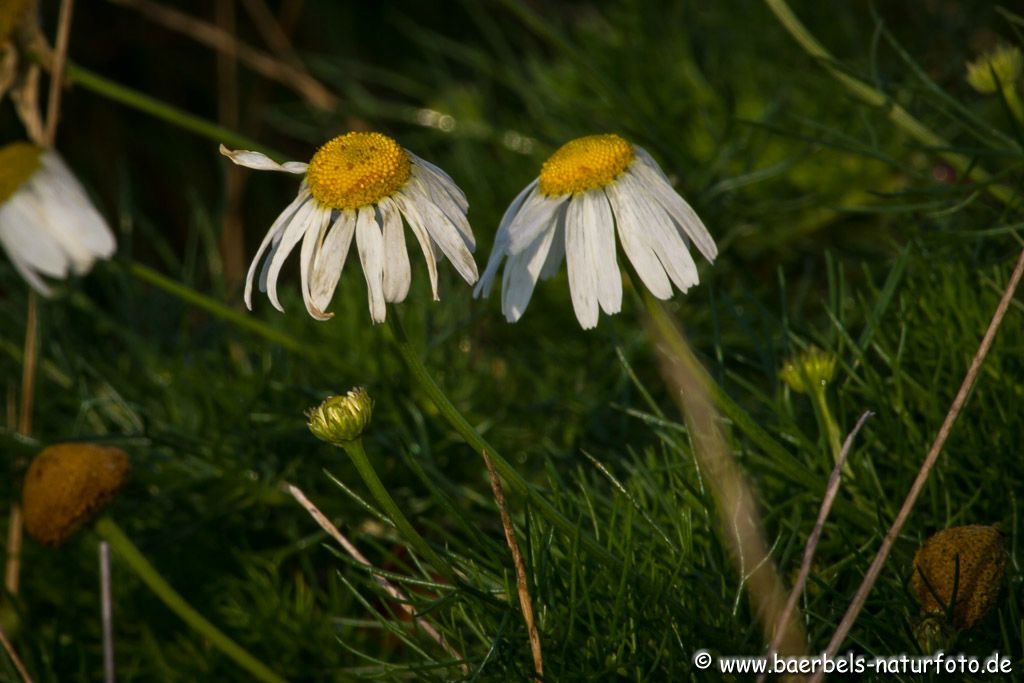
[757,410,873,683]
[0,622,32,683]
[5,290,38,595]
[43,0,74,145]
[482,452,543,681]
[812,246,1024,681]
[238,0,304,69]
[282,482,467,672]
[99,541,115,683]
[107,0,338,111]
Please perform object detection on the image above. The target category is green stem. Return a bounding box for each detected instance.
[384,312,621,570]
[125,262,316,357]
[810,386,843,467]
[762,0,1016,207]
[340,438,455,581]
[93,516,286,683]
[61,63,279,157]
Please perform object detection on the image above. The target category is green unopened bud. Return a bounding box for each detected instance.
[779,346,837,394]
[307,388,373,446]
[966,44,1023,95]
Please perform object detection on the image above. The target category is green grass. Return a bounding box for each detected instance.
[1,0,1022,680]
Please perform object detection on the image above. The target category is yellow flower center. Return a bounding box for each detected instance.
[306,132,411,210]
[538,134,635,196]
[0,142,42,205]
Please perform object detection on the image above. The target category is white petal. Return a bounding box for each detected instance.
[310,210,356,312]
[621,174,699,293]
[630,157,717,262]
[0,200,69,278]
[399,196,440,300]
[36,152,116,270]
[355,206,386,323]
[474,179,537,299]
[408,157,474,251]
[244,189,311,309]
[506,191,566,254]
[564,197,599,329]
[605,182,672,300]
[264,200,322,312]
[395,185,478,286]
[581,190,622,315]
[409,154,468,211]
[219,145,307,174]
[300,209,332,320]
[381,200,411,303]
[500,208,562,323]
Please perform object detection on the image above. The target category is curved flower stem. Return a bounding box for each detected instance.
[384,311,621,571]
[763,0,1016,207]
[94,516,287,683]
[809,385,843,467]
[339,438,456,582]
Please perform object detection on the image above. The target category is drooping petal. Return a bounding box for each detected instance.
[621,174,699,293]
[0,198,69,279]
[300,208,333,320]
[564,196,599,329]
[310,210,356,312]
[355,206,386,323]
[605,181,672,300]
[630,153,717,262]
[219,145,307,174]
[474,179,538,299]
[500,208,562,323]
[244,188,311,308]
[395,184,478,285]
[581,189,622,315]
[35,152,116,271]
[264,200,321,312]
[398,195,440,300]
[506,191,567,254]
[408,155,474,251]
[380,199,411,302]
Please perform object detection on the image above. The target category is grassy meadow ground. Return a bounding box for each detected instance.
[1,0,1022,680]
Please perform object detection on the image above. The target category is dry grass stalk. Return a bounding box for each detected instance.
[482,452,544,681]
[283,482,467,672]
[108,0,338,111]
[645,297,808,660]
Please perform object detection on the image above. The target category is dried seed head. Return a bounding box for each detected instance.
[912,524,1008,630]
[22,443,131,546]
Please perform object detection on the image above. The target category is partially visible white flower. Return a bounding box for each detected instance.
[0,143,117,296]
[474,133,716,329]
[221,131,478,324]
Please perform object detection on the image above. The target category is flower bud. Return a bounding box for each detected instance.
[912,524,1007,630]
[779,346,837,394]
[966,44,1023,95]
[307,388,373,446]
[22,443,131,546]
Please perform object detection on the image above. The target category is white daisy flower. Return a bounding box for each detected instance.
[0,142,117,296]
[221,131,478,323]
[474,133,717,329]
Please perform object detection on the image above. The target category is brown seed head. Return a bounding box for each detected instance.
[22,443,131,546]
[912,524,1008,630]
[0,0,30,44]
